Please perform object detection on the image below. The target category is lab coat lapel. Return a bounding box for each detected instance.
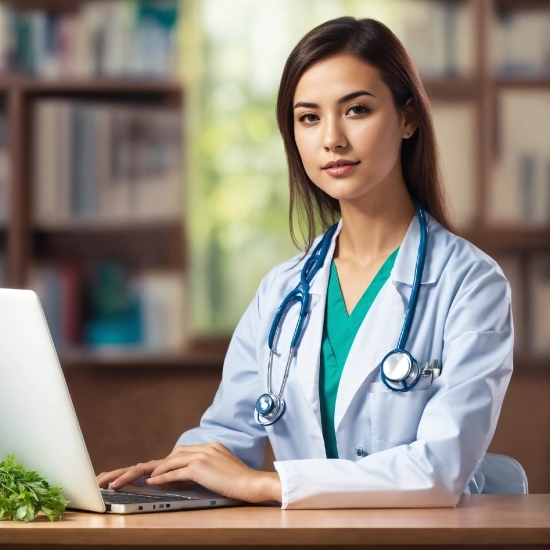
[333,282,404,429]
[333,213,438,429]
[293,220,342,429]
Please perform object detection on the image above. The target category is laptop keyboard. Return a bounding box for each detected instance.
[100,489,194,504]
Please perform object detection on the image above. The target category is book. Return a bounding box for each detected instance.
[0,110,9,225]
[532,256,550,355]
[430,101,476,228]
[33,100,73,224]
[395,0,474,78]
[139,270,187,351]
[29,262,187,352]
[32,100,183,224]
[1,0,179,79]
[489,90,550,225]
[493,8,550,76]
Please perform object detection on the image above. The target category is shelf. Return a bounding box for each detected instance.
[33,219,185,268]
[0,76,182,99]
[514,355,550,374]
[34,218,183,233]
[59,349,226,369]
[495,76,550,89]
[496,0,550,13]
[422,76,479,101]
[58,337,230,369]
[460,226,550,253]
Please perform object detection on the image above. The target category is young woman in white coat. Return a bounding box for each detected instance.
[97,17,513,509]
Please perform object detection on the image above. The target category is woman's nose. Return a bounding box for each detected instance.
[323,120,348,152]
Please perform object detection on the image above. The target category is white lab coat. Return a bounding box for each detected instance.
[176,213,513,509]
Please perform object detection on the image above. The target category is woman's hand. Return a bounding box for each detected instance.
[96,443,281,504]
[146,442,281,504]
[96,459,175,490]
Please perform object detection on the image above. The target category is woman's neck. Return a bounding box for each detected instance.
[335,180,415,267]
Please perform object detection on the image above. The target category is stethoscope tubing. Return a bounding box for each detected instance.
[256,201,428,424]
[397,201,427,350]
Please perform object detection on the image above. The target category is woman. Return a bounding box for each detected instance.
[97,17,513,509]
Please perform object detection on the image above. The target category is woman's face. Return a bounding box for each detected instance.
[293,53,416,204]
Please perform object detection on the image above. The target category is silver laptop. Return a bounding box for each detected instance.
[0,289,241,514]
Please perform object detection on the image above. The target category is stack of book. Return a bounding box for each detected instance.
[33,100,183,224]
[494,7,550,76]
[0,110,8,226]
[489,90,550,225]
[0,0,179,78]
[30,261,187,352]
[532,255,550,355]
[430,102,476,228]
[394,0,474,78]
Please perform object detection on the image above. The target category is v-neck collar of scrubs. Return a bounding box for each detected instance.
[326,248,400,359]
[320,247,400,459]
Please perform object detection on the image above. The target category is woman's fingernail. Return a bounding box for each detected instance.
[111,481,118,488]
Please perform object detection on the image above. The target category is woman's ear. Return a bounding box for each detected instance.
[402,98,419,138]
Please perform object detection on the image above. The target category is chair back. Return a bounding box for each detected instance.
[469,453,528,494]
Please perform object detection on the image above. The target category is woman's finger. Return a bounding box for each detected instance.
[110,460,162,489]
[96,467,133,488]
[148,467,193,487]
[149,453,204,478]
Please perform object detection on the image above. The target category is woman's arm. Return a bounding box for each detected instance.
[97,267,283,503]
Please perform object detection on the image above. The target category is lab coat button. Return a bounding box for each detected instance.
[354,447,365,456]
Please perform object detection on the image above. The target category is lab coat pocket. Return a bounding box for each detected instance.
[370,386,430,453]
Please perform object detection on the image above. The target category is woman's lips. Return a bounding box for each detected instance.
[323,162,360,177]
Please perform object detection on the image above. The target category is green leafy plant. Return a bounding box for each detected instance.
[0,454,69,522]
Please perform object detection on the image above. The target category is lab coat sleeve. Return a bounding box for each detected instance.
[174,269,278,470]
[273,258,513,508]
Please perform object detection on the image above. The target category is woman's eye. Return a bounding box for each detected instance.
[298,113,319,124]
[347,104,370,116]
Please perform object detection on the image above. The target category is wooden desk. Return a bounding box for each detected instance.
[0,495,549,549]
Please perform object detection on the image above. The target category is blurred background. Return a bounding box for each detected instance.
[1,0,550,492]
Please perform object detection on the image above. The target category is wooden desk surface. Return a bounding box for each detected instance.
[0,495,549,549]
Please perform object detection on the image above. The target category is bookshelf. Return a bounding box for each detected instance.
[413,0,550,365]
[0,0,209,366]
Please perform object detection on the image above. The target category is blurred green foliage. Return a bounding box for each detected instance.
[181,0,400,334]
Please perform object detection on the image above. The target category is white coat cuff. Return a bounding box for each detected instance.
[273,461,290,509]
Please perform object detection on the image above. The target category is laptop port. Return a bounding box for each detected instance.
[166,504,170,508]
[106,504,111,512]
[139,506,143,510]
[159,504,164,508]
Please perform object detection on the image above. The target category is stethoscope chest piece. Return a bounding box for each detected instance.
[254,392,285,426]
[380,349,422,392]
[381,349,441,391]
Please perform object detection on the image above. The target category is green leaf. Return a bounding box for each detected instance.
[0,455,69,522]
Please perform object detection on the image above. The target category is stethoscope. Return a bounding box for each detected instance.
[254,200,441,426]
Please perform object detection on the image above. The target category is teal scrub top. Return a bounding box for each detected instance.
[319,248,400,459]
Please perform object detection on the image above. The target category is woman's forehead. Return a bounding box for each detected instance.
[293,53,384,104]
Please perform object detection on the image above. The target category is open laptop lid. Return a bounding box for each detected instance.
[0,289,105,512]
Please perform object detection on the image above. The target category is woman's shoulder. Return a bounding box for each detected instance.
[255,231,328,300]
[427,214,508,289]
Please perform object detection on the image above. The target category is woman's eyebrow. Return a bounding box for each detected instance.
[337,90,375,104]
[293,90,375,110]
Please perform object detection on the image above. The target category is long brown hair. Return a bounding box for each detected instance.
[276,16,452,251]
